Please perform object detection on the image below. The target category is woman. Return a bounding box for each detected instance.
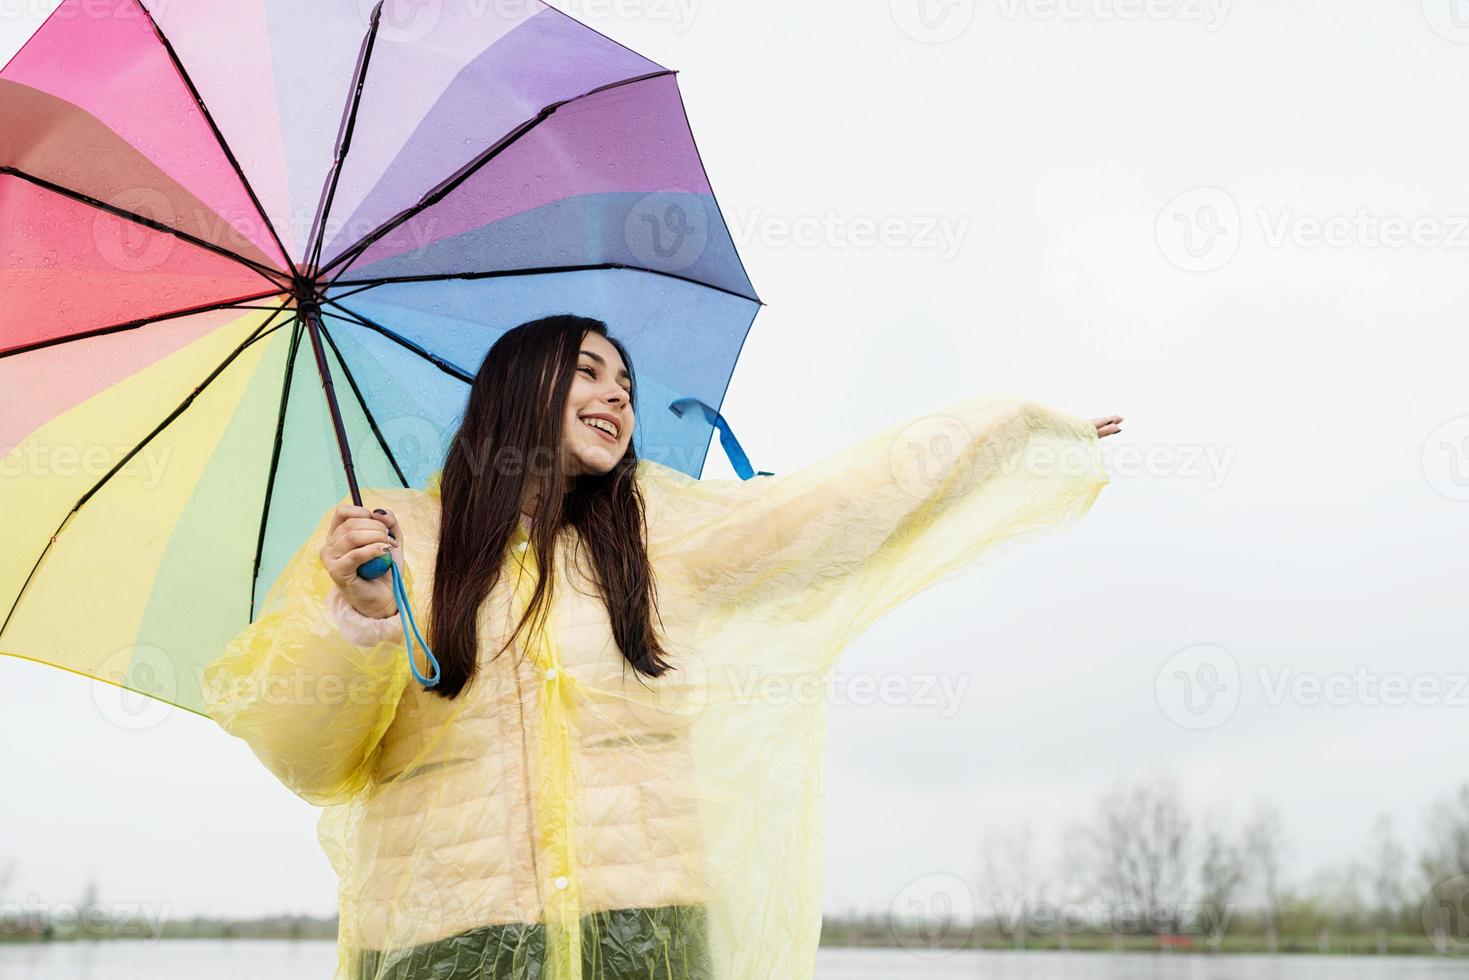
[202,314,1121,980]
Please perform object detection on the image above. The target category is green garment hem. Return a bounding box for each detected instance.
[354,904,713,980]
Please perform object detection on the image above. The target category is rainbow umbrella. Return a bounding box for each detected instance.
[0,0,761,714]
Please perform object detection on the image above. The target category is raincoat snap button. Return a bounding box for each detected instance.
[553,875,569,890]
[544,667,558,681]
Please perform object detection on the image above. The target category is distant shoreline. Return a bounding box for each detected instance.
[1,919,1460,958]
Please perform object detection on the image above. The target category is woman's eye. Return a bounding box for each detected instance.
[580,363,632,397]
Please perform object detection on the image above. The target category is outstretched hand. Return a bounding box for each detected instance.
[1093,415,1123,439]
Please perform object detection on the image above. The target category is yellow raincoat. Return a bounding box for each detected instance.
[201,392,1109,979]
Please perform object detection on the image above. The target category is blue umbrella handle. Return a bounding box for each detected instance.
[668,397,772,480]
[357,555,392,580]
[356,524,398,580]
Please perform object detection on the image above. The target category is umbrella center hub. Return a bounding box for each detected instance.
[291,276,322,312]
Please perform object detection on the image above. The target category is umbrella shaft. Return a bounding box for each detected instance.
[301,302,365,508]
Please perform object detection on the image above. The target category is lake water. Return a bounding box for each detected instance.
[1,941,1466,979]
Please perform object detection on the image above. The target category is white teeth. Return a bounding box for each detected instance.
[581,417,617,437]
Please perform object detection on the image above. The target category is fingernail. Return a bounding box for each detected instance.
[373,508,386,515]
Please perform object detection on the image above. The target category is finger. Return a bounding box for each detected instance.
[331,528,399,558]
[334,527,399,553]
[354,540,397,563]
[323,529,396,566]
[368,507,402,541]
[328,505,377,537]
[331,541,399,573]
[336,516,398,539]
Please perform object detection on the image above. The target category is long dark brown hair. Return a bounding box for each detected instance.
[426,314,672,699]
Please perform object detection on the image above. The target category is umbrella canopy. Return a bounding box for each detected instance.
[0,0,761,715]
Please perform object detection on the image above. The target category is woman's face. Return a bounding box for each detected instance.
[562,331,635,476]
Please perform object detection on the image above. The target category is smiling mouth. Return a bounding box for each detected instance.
[581,418,619,442]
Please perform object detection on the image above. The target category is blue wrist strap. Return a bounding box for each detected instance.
[387,556,439,688]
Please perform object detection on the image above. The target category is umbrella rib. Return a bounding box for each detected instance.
[670,80,763,308]
[0,289,287,360]
[325,282,383,303]
[304,1,384,278]
[331,263,765,305]
[0,298,296,645]
[135,0,294,271]
[0,167,291,288]
[321,299,474,383]
[318,69,677,282]
[249,316,305,622]
[315,314,413,490]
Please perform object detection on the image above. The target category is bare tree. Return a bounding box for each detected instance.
[1417,782,1469,951]
[1366,812,1407,934]
[1243,800,1288,948]
[979,823,1040,945]
[1198,812,1247,944]
[1075,777,1194,935]
[1419,783,1469,881]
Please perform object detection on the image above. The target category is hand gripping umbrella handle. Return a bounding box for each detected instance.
[355,548,440,688]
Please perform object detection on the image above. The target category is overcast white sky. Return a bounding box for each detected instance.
[4,0,1469,925]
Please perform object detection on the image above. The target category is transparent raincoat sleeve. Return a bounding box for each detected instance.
[200,497,413,808]
[644,392,1111,659]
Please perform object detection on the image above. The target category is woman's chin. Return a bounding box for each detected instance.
[570,446,625,476]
